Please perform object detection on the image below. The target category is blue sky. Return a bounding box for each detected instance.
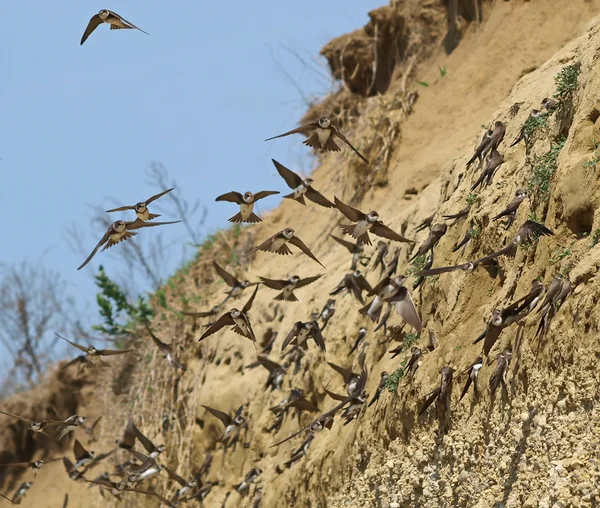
[0,1,383,373]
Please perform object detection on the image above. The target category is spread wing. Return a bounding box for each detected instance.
[282,322,302,350]
[291,396,319,412]
[258,277,288,290]
[251,232,281,254]
[213,261,240,288]
[265,123,318,142]
[329,234,357,253]
[305,187,334,208]
[95,348,133,356]
[325,389,348,402]
[327,362,355,384]
[482,324,502,356]
[109,11,149,35]
[242,285,259,313]
[182,309,217,318]
[145,188,174,205]
[415,262,474,277]
[119,420,137,449]
[201,405,232,427]
[370,222,415,243]
[389,287,422,333]
[215,191,244,204]
[519,220,554,240]
[295,274,322,288]
[73,439,91,461]
[354,275,372,292]
[145,325,172,354]
[257,355,283,373]
[333,197,365,222]
[331,126,369,163]
[163,465,187,487]
[198,313,236,342]
[77,229,111,270]
[271,159,303,188]
[125,220,180,230]
[131,424,156,454]
[105,205,135,213]
[80,14,103,45]
[471,244,516,265]
[288,235,326,269]
[55,333,89,353]
[308,325,326,352]
[253,190,280,201]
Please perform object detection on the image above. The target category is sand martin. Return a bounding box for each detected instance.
[481,121,506,159]
[256,355,286,391]
[415,212,436,232]
[327,362,361,396]
[259,274,322,302]
[163,466,197,503]
[265,117,369,163]
[541,97,557,112]
[252,228,325,268]
[77,219,180,270]
[330,234,366,270]
[106,188,173,222]
[405,346,422,380]
[489,348,513,396]
[215,190,279,223]
[81,10,149,45]
[282,321,326,352]
[330,270,372,304]
[198,286,259,343]
[409,223,447,261]
[413,251,433,290]
[233,468,263,497]
[348,327,368,356]
[272,159,334,207]
[368,371,389,407]
[57,333,133,372]
[459,357,483,401]
[145,325,187,371]
[492,189,528,228]
[442,206,470,225]
[181,305,221,324]
[534,277,571,341]
[471,149,505,191]
[213,261,257,299]
[510,110,543,147]
[283,431,315,468]
[419,366,454,432]
[371,241,389,276]
[1,482,33,504]
[466,129,493,167]
[318,298,336,331]
[0,410,66,437]
[334,197,414,246]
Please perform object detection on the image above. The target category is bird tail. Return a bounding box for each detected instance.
[303,134,321,149]
[274,291,298,302]
[322,136,341,152]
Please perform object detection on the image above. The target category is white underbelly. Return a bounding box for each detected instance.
[240,203,254,219]
[294,185,307,198]
[354,220,371,237]
[316,128,331,145]
[271,237,286,250]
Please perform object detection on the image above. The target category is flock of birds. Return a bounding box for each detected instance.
[0,8,577,508]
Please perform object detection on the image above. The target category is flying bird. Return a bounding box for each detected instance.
[348,327,367,356]
[256,356,286,391]
[181,305,221,325]
[1,482,33,505]
[282,321,326,352]
[371,241,389,276]
[0,410,74,437]
[409,223,447,261]
[272,159,334,207]
[105,188,173,222]
[327,362,361,396]
[265,117,369,163]
[259,274,322,302]
[215,190,279,223]
[202,405,246,449]
[81,10,149,45]
[442,206,470,225]
[330,270,372,304]
[77,219,180,270]
[198,286,259,343]
[162,466,198,503]
[329,234,365,270]
[252,228,325,268]
[145,325,187,371]
[334,197,414,246]
[413,252,433,290]
[57,333,133,372]
[233,468,263,498]
[213,261,257,300]
[283,431,315,468]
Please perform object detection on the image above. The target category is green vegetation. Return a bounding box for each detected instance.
[553,62,581,106]
[548,240,576,265]
[417,81,429,87]
[522,112,550,139]
[428,275,440,287]
[93,266,154,337]
[589,229,600,248]
[466,193,478,206]
[583,149,600,170]
[439,66,447,78]
[470,225,482,239]
[528,137,566,201]
[385,359,407,393]
[408,255,427,276]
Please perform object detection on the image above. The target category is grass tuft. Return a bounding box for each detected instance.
[528,137,566,202]
[553,62,581,106]
[385,359,407,393]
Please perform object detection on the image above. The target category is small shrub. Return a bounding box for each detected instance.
[385,360,407,393]
[528,137,566,202]
[553,62,581,106]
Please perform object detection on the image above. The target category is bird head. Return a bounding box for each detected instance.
[99,10,110,19]
[243,191,254,202]
[289,275,300,284]
[318,117,331,128]
[112,220,127,232]
[282,228,294,239]
[134,202,147,212]
[367,211,379,223]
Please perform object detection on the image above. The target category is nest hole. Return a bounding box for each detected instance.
[588,108,600,124]
[566,205,594,238]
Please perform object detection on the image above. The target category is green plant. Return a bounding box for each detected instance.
[583,150,600,170]
[428,275,440,287]
[553,62,581,105]
[408,255,427,276]
[93,266,154,336]
[417,81,429,87]
[402,332,420,351]
[528,211,540,222]
[470,225,482,239]
[589,229,600,248]
[439,66,447,78]
[548,240,576,265]
[385,359,407,393]
[522,112,550,139]
[466,193,478,206]
[528,137,566,201]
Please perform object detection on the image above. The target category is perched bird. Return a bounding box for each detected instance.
[405,346,422,381]
[541,97,557,112]
[282,321,326,352]
[510,110,542,147]
[409,223,447,262]
[334,197,414,246]
[272,159,334,207]
[359,275,422,332]
[0,410,66,437]
[492,189,528,228]
[459,357,483,401]
[415,220,554,277]
[252,228,325,268]
[256,356,286,391]
[413,252,433,290]
[330,271,372,304]
[145,325,187,371]
[213,261,257,300]
[259,274,322,302]
[215,190,279,223]
[77,219,180,270]
[348,327,367,356]
[233,468,263,497]
[451,228,474,254]
[283,431,315,468]
[481,121,506,159]
[419,366,455,432]
[471,149,505,191]
[202,405,246,448]
[330,234,366,270]
[327,362,361,396]
[319,299,336,331]
[371,241,389,276]
[534,277,572,341]
[57,333,133,373]
[81,9,149,45]
[489,348,513,396]
[368,371,389,407]
[442,206,470,225]
[265,117,368,163]
[466,129,493,167]
[199,286,259,343]
[415,213,436,232]
[105,188,173,222]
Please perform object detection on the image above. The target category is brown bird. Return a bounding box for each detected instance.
[251,228,325,268]
[106,188,173,221]
[510,110,543,147]
[201,405,246,448]
[419,366,455,432]
[265,117,369,163]
[492,189,528,228]
[0,410,66,437]
[459,357,483,401]
[471,149,505,191]
[145,325,187,371]
[409,223,447,261]
[534,277,571,341]
[282,321,326,352]
[481,121,506,159]
[489,348,513,396]
[272,159,334,207]
[57,333,133,372]
[330,234,365,270]
[541,97,557,112]
[415,212,436,232]
[466,129,493,167]
[330,270,372,304]
[77,219,180,270]
[81,9,149,46]
[334,197,414,246]
[259,274,322,302]
[198,286,259,343]
[215,190,279,223]
[213,261,257,300]
[181,305,221,325]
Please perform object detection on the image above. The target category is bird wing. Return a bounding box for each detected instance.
[253,190,280,201]
[282,322,301,351]
[95,348,133,356]
[55,333,89,353]
[333,197,365,222]
[145,325,172,354]
[258,277,287,290]
[201,405,232,427]
[288,235,326,269]
[213,261,240,288]
[108,11,149,35]
[125,220,181,230]
[265,123,318,142]
[325,389,348,401]
[182,309,216,318]
[305,187,335,208]
[354,274,372,292]
[309,324,326,352]
[471,244,516,265]
[329,234,357,253]
[519,220,554,241]
[163,465,187,487]
[198,313,236,342]
[145,188,174,205]
[331,126,369,163]
[482,325,502,356]
[80,14,103,45]
[77,229,111,270]
[415,263,474,277]
[295,274,322,288]
[327,362,355,384]
[271,159,303,188]
[132,424,156,454]
[291,396,319,412]
[73,439,91,461]
[89,416,103,432]
[242,285,259,314]
[371,222,414,243]
[215,191,244,204]
[390,287,423,333]
[418,387,441,416]
[257,355,283,374]
[105,205,135,213]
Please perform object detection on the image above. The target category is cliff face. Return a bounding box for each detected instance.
[3,1,600,507]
